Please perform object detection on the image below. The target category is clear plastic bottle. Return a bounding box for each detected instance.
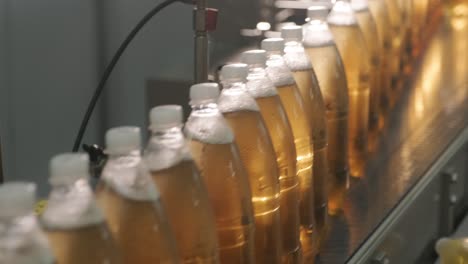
[144,105,220,264]
[261,38,318,262]
[368,0,394,122]
[42,153,121,264]
[384,0,404,97]
[0,182,55,264]
[303,6,350,215]
[281,25,330,249]
[328,0,371,178]
[218,64,282,264]
[241,50,302,264]
[185,83,255,264]
[351,0,382,152]
[95,126,180,264]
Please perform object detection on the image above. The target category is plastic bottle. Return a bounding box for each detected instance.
[241,50,302,263]
[351,0,382,152]
[42,153,121,264]
[384,0,404,97]
[436,238,468,264]
[185,83,255,264]
[0,182,55,264]
[95,126,180,264]
[303,5,350,215]
[368,0,394,122]
[261,37,318,262]
[218,63,282,264]
[328,0,371,178]
[281,25,330,249]
[144,105,220,264]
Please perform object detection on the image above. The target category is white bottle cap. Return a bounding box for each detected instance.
[220,63,248,82]
[49,153,90,185]
[261,38,285,54]
[0,182,36,218]
[281,25,303,42]
[190,83,220,103]
[308,5,330,20]
[149,105,183,130]
[241,50,267,67]
[105,126,141,155]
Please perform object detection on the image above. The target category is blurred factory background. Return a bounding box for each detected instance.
[0,0,279,195]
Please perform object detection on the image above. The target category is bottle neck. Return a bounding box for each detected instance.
[107,149,141,160]
[151,126,183,139]
[190,101,219,113]
[247,65,267,80]
[284,39,303,48]
[266,52,283,61]
[221,80,246,90]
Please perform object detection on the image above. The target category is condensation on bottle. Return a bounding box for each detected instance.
[303,5,350,216]
[42,153,121,264]
[328,0,371,179]
[144,105,220,264]
[242,49,302,264]
[218,63,283,264]
[261,37,318,262]
[351,0,382,152]
[281,25,330,249]
[95,126,180,264]
[368,0,394,123]
[185,83,255,264]
[0,182,55,264]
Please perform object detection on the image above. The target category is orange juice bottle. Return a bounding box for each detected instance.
[262,37,318,262]
[42,153,122,264]
[95,126,180,264]
[0,182,55,264]
[242,50,302,264]
[303,5,350,215]
[368,0,394,120]
[145,105,220,264]
[281,25,330,249]
[328,0,371,178]
[185,83,255,264]
[351,0,382,152]
[218,64,282,264]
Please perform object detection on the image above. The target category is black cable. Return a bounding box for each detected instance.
[72,0,187,152]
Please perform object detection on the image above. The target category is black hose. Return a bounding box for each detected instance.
[72,0,186,152]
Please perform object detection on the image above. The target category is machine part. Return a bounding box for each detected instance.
[194,0,218,83]
[440,170,460,236]
[0,138,3,183]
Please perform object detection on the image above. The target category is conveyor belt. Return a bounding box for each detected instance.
[320,17,468,263]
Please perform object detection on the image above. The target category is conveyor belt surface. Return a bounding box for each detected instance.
[320,16,468,263]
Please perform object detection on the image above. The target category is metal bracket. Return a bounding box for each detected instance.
[440,169,459,236]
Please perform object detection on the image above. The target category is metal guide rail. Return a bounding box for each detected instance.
[320,17,468,264]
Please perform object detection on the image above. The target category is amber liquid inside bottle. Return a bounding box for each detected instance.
[445,0,468,16]
[329,24,371,178]
[150,161,219,264]
[45,224,121,264]
[305,44,349,215]
[223,110,282,264]
[410,0,429,57]
[254,94,302,263]
[276,83,317,261]
[385,0,404,98]
[368,0,393,124]
[95,184,178,264]
[291,70,329,248]
[190,141,255,264]
[355,8,382,152]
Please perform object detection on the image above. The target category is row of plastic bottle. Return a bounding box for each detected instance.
[0,0,446,264]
